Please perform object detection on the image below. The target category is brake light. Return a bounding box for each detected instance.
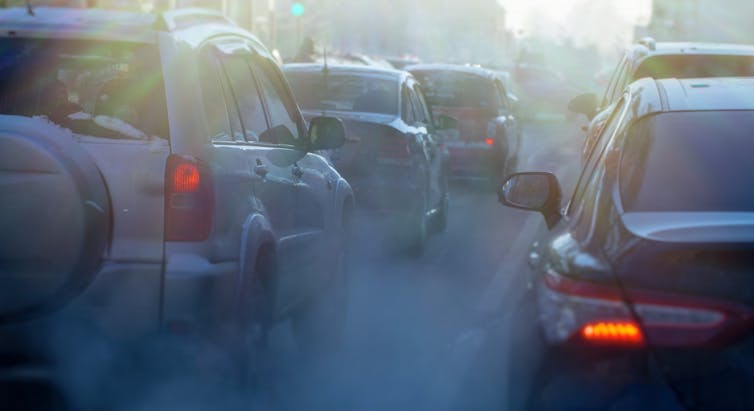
[172,163,200,193]
[165,155,213,241]
[539,269,753,348]
[485,138,494,146]
[581,321,644,346]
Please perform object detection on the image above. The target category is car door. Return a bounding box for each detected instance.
[411,81,444,210]
[493,78,520,172]
[248,52,326,310]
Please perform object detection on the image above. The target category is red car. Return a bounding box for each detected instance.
[408,64,521,186]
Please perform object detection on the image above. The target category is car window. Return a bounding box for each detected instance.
[0,38,169,140]
[198,49,235,142]
[601,56,626,107]
[285,71,399,115]
[412,71,491,108]
[495,80,509,114]
[408,85,428,125]
[414,84,434,126]
[251,56,304,146]
[633,54,754,80]
[219,55,268,142]
[568,97,628,215]
[402,85,416,124]
[620,111,754,212]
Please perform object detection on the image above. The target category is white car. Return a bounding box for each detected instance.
[0,5,353,383]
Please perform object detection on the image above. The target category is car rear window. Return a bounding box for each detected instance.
[411,71,492,109]
[0,38,169,139]
[620,111,754,212]
[285,71,398,115]
[634,54,754,80]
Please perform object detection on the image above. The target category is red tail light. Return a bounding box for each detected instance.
[539,269,753,348]
[172,163,201,193]
[165,155,213,241]
[485,138,494,146]
[581,321,644,346]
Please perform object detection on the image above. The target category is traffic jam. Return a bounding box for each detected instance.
[1,0,754,410]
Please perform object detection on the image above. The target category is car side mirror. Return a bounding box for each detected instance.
[568,93,597,120]
[498,172,562,229]
[309,116,346,150]
[435,114,458,131]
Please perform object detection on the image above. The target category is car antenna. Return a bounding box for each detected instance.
[26,0,35,16]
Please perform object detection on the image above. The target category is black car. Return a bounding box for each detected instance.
[499,77,754,410]
[284,64,451,254]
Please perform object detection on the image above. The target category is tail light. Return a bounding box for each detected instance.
[538,269,753,348]
[485,137,495,146]
[165,154,213,241]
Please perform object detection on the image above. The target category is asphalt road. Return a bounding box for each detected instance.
[255,117,586,411]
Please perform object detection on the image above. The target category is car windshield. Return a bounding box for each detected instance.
[634,54,754,79]
[285,71,398,115]
[0,38,168,139]
[620,111,754,212]
[411,71,492,109]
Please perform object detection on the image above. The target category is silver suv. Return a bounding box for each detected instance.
[569,38,754,159]
[0,6,353,378]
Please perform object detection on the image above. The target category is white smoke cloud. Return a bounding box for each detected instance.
[499,0,653,52]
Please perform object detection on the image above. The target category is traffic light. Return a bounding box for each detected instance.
[290,2,305,17]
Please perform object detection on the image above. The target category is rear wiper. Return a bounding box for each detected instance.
[67,112,148,140]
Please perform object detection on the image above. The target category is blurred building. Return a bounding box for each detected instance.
[646,0,754,43]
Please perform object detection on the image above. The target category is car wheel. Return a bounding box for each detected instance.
[432,193,449,234]
[290,236,349,357]
[406,201,428,257]
[234,246,276,387]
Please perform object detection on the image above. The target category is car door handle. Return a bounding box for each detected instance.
[292,164,304,179]
[254,160,269,178]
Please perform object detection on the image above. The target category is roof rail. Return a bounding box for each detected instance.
[637,36,657,51]
[156,8,234,31]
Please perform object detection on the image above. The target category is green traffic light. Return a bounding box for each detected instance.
[291,2,305,17]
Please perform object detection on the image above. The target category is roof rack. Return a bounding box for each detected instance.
[637,36,657,51]
[156,8,234,31]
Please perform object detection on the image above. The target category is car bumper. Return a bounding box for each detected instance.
[446,143,501,179]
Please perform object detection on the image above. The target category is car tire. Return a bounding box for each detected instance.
[234,246,277,387]
[406,204,428,257]
[432,193,449,234]
[290,234,349,357]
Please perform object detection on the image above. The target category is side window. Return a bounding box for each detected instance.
[250,56,304,146]
[610,61,632,104]
[219,55,268,142]
[402,85,416,124]
[495,80,509,114]
[198,49,236,142]
[601,56,626,107]
[408,86,428,125]
[414,84,434,126]
[568,97,628,215]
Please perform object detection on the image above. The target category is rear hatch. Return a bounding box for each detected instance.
[614,212,754,409]
[303,110,419,209]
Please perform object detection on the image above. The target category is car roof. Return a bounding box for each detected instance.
[404,63,499,80]
[629,77,754,116]
[283,63,406,80]
[0,6,238,44]
[627,41,754,63]
[0,7,159,42]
